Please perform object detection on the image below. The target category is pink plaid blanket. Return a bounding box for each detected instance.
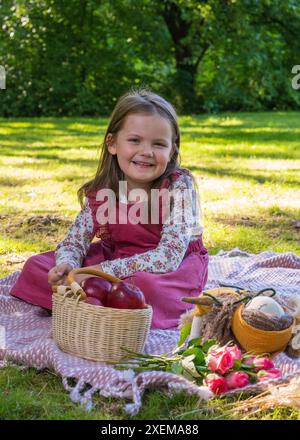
[1,249,300,415]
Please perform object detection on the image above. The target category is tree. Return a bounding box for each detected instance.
[0,0,299,116]
[156,0,300,112]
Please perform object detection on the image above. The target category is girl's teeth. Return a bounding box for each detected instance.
[134,162,152,166]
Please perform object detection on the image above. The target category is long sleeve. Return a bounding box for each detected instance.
[101,173,203,278]
[54,199,95,269]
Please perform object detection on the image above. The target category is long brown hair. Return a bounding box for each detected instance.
[77,87,183,208]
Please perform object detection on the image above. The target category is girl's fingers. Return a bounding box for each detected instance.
[56,267,65,276]
[48,270,63,284]
[56,265,72,276]
[49,276,59,285]
[48,265,71,286]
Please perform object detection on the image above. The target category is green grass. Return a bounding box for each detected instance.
[0,112,300,420]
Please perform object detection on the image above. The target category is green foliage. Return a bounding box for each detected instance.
[0,0,300,115]
[197,0,300,112]
[114,337,218,383]
[0,0,173,116]
[178,321,192,346]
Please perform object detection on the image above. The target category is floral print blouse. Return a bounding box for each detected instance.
[55,172,203,278]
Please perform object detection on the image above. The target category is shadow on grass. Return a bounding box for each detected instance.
[1,114,300,162]
[1,141,298,162]
[189,165,300,186]
[208,207,300,254]
[0,117,107,130]
[180,111,300,129]
[0,149,98,167]
[0,176,31,187]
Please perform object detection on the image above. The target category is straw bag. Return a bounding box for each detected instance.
[182,287,295,355]
[52,268,153,362]
[231,304,294,355]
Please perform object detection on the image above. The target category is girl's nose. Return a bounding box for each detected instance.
[140,143,154,156]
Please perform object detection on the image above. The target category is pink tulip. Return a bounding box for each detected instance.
[207,347,234,374]
[225,371,249,390]
[244,356,274,371]
[243,356,256,366]
[253,356,275,371]
[227,345,242,362]
[257,368,282,381]
[205,373,229,395]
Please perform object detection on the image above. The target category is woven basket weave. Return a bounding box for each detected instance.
[231,304,294,355]
[52,268,152,362]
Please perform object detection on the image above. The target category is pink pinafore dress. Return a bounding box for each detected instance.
[10,171,208,329]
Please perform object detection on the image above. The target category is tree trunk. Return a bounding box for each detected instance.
[159,1,208,112]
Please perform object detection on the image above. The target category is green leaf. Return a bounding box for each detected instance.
[177,322,192,346]
[182,369,196,382]
[194,350,205,365]
[249,376,257,384]
[195,365,208,372]
[182,347,205,366]
[233,360,242,370]
[202,339,218,353]
[182,347,197,357]
[171,362,184,375]
[182,347,194,356]
[187,337,202,348]
[240,363,254,370]
[195,377,205,386]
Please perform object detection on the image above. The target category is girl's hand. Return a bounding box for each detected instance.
[48,263,73,286]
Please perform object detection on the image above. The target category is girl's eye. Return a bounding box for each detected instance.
[155,143,166,148]
[129,138,139,143]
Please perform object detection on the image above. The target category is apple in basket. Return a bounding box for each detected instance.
[85,297,104,306]
[81,277,112,305]
[106,282,146,309]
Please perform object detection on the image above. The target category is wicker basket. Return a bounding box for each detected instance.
[231,304,294,355]
[52,268,153,362]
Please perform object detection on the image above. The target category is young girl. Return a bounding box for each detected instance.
[10,88,208,329]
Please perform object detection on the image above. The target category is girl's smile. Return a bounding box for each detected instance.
[131,160,155,167]
[107,113,173,191]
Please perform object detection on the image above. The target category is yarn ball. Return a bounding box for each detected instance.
[245,296,285,317]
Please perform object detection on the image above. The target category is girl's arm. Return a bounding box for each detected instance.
[99,173,203,278]
[54,199,95,269]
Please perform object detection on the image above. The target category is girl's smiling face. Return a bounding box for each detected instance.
[106,113,174,191]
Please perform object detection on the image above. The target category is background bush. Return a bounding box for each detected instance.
[0,0,300,116]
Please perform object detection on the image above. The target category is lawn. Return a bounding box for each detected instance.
[0,112,300,420]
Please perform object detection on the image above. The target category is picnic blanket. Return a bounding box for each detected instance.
[1,248,300,416]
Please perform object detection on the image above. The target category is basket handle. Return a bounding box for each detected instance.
[52,268,122,302]
[67,268,121,285]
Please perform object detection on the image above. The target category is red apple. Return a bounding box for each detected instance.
[85,297,103,306]
[106,282,146,309]
[81,277,112,305]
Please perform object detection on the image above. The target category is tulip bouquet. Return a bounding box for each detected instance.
[204,344,281,395]
[116,337,282,396]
